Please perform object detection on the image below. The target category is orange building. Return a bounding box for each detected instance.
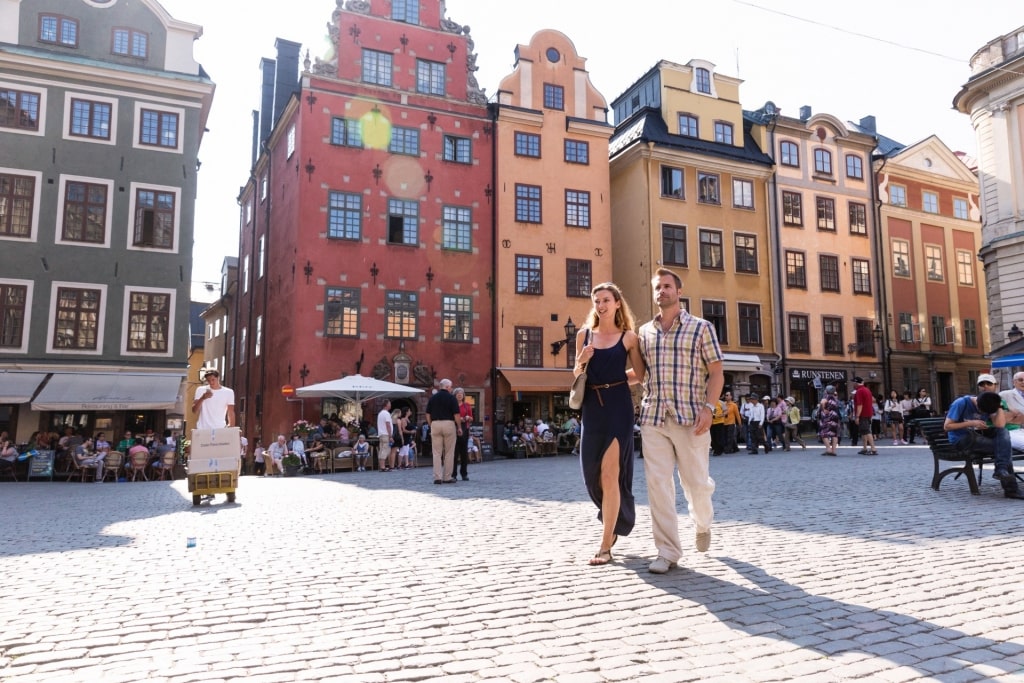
[491,30,613,427]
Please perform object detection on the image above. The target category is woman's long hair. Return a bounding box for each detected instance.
[584,282,636,332]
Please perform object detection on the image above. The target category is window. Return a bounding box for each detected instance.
[892,240,910,277]
[515,184,541,223]
[416,60,446,95]
[389,126,419,155]
[112,28,148,58]
[890,184,907,207]
[62,180,108,244]
[0,173,34,237]
[515,255,542,295]
[699,229,723,270]
[39,15,78,47]
[695,67,711,94]
[543,83,564,110]
[822,316,843,354]
[845,154,863,179]
[254,315,263,358]
[852,258,871,294]
[813,148,832,175]
[788,314,809,353]
[898,312,914,343]
[392,0,419,23]
[922,191,939,214]
[698,172,720,204]
[70,98,112,140]
[327,191,361,240]
[260,174,268,201]
[738,304,762,346]
[126,291,169,353]
[963,319,978,348]
[661,166,684,198]
[925,245,943,281]
[54,287,100,350]
[442,295,472,341]
[0,283,27,348]
[331,117,362,147]
[387,198,418,246]
[733,179,754,209]
[816,196,835,231]
[132,188,175,249]
[819,255,839,292]
[385,291,418,339]
[735,234,758,274]
[780,140,799,167]
[785,251,806,288]
[257,235,265,278]
[514,326,542,367]
[854,319,876,357]
[239,327,246,365]
[362,49,392,86]
[566,259,592,298]
[953,197,969,220]
[678,114,698,137]
[702,301,727,344]
[956,249,975,286]
[782,191,803,226]
[0,89,41,131]
[662,224,687,266]
[931,315,946,345]
[565,190,590,228]
[242,256,249,295]
[286,124,295,158]
[443,135,471,163]
[848,202,867,235]
[442,205,471,251]
[325,287,359,337]
[714,121,733,144]
[514,132,540,158]
[564,139,589,164]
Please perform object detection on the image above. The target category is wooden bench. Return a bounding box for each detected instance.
[915,417,1024,495]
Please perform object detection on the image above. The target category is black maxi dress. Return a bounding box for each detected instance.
[579,332,636,537]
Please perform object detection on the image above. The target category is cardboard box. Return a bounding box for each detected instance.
[189,427,241,474]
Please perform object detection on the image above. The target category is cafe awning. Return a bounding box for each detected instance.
[992,354,1024,368]
[0,372,49,404]
[498,368,574,392]
[32,373,184,411]
[721,353,765,372]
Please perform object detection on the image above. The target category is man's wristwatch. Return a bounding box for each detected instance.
[703,402,715,412]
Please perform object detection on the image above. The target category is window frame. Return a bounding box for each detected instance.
[890,184,907,207]
[813,148,833,175]
[330,117,363,147]
[441,205,472,251]
[389,126,419,156]
[738,303,762,346]
[515,254,543,295]
[514,184,541,223]
[953,197,969,220]
[361,49,393,86]
[819,254,840,292]
[543,83,564,110]
[128,183,179,252]
[565,189,591,228]
[48,282,105,354]
[661,166,684,199]
[566,259,592,298]
[57,175,113,247]
[782,191,803,226]
[698,228,724,270]
[713,120,733,144]
[678,113,698,137]
[514,131,541,158]
[956,249,975,286]
[845,154,863,179]
[702,300,727,344]
[851,258,871,294]
[0,87,43,133]
[788,314,810,353]
[67,96,114,142]
[695,67,711,94]
[443,135,471,164]
[112,27,149,59]
[963,319,978,348]
[662,224,687,267]
[39,14,78,47]
[416,59,446,96]
[780,140,799,167]
[733,178,754,209]
[327,191,362,241]
[922,190,939,214]
[0,279,31,352]
[925,244,944,281]
[387,198,419,246]
[697,172,720,205]
[822,316,844,355]
[898,312,914,343]
[816,196,836,231]
[892,239,911,278]
[514,326,543,367]
[325,287,360,338]
[123,287,173,355]
[441,295,472,342]
[734,233,758,274]
[0,171,38,239]
[785,250,806,289]
[564,139,589,164]
[391,0,419,23]
[384,290,418,340]
[848,201,867,235]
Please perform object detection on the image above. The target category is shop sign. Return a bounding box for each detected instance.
[790,368,848,381]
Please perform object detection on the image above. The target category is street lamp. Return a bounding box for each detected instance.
[550,317,578,369]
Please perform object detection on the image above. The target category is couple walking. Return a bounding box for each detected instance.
[576,268,723,574]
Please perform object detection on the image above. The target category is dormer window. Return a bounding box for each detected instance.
[113,28,148,58]
[695,67,711,94]
[40,15,78,47]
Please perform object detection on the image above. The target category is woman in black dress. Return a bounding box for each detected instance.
[574,282,646,566]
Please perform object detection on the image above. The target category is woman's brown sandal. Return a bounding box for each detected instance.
[589,549,613,566]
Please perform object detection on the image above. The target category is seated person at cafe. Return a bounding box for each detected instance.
[0,438,18,476]
[126,438,151,474]
[116,431,135,454]
[93,432,111,454]
[353,434,370,471]
[945,375,1024,500]
[72,438,106,482]
[289,434,308,468]
[268,435,288,475]
[151,439,176,474]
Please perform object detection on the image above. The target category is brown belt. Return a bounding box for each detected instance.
[586,380,626,407]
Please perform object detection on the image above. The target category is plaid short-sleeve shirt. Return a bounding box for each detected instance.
[638,309,724,427]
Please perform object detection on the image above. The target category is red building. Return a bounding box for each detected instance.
[234,1,493,444]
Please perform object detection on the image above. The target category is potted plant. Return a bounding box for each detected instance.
[282,453,301,477]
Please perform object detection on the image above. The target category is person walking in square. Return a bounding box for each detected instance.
[192,369,235,430]
[427,379,461,484]
[636,268,724,574]
[852,377,878,455]
[574,282,646,566]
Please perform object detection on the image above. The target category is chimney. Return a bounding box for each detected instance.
[799,105,812,121]
[858,115,877,134]
[273,38,303,126]
[258,57,276,146]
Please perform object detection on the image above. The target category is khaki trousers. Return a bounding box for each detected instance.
[641,419,715,563]
[430,420,457,481]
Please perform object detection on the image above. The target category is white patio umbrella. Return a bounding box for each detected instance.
[295,374,425,403]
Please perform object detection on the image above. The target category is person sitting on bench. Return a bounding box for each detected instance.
[944,374,1024,500]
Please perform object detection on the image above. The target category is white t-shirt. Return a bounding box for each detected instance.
[193,385,235,429]
[377,409,393,443]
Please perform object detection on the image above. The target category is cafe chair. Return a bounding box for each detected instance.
[331,447,355,473]
[152,451,175,480]
[102,452,124,482]
[127,451,149,481]
[66,454,89,482]
[0,458,18,482]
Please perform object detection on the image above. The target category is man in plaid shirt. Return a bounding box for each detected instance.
[636,268,724,574]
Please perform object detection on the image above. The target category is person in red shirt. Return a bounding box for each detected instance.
[852,377,878,455]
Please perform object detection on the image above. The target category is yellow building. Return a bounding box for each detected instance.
[609,60,775,398]
[491,30,613,429]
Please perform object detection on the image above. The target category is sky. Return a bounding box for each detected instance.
[159,0,1022,302]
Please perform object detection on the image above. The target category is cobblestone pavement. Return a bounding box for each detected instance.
[2,442,1024,682]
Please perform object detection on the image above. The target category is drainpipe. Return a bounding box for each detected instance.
[765,113,784,395]
[871,149,892,390]
[488,103,499,451]
[258,140,272,441]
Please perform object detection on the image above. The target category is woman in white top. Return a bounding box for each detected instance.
[884,390,906,445]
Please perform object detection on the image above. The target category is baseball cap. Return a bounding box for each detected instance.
[762,395,771,401]
[785,396,795,404]
[977,373,997,385]
[852,376,864,384]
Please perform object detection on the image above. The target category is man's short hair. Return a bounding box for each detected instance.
[651,267,682,289]
[439,378,453,389]
[977,391,1002,414]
